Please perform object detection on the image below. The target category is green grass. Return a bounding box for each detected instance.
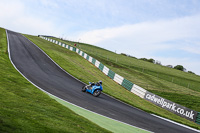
[0,28,111,132]
[51,38,200,112]
[49,94,149,133]
[24,35,200,129]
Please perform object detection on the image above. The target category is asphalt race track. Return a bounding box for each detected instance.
[7,30,199,133]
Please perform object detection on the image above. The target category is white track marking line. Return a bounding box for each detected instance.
[151,114,200,132]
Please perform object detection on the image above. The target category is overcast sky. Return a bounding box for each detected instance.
[1,0,200,75]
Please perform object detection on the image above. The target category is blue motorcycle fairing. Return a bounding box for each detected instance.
[86,82,103,94]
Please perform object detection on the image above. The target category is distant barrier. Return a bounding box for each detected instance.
[39,35,199,124]
[196,112,200,124]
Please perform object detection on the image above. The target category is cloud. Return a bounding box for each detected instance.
[77,14,200,56]
[180,41,200,55]
[39,0,59,8]
[0,0,60,36]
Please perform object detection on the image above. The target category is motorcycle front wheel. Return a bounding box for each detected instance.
[82,86,86,92]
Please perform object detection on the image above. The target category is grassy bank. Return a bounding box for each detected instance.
[51,38,200,112]
[0,28,111,132]
[25,35,200,129]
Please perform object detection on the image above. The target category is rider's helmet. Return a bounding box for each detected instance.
[98,80,102,85]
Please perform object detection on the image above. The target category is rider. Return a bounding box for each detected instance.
[89,80,102,89]
[98,80,102,85]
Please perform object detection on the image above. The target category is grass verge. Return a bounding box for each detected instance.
[48,94,150,133]
[24,34,200,129]
[0,28,111,132]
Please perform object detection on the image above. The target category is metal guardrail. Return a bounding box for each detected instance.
[196,112,200,124]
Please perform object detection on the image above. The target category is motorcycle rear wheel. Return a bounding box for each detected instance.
[93,90,101,97]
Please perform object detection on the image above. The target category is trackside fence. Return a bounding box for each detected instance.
[39,36,200,125]
[196,112,200,124]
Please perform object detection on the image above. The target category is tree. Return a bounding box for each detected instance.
[188,71,195,74]
[155,60,162,65]
[140,58,155,63]
[174,65,184,71]
[121,53,127,56]
[148,58,155,63]
[140,58,148,61]
[166,65,173,68]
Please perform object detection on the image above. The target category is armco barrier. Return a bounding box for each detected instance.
[108,69,115,80]
[92,58,96,65]
[131,84,146,98]
[87,55,91,62]
[113,74,124,85]
[98,63,104,71]
[39,36,200,124]
[196,112,200,124]
[102,66,109,75]
[86,55,90,61]
[83,53,87,59]
[122,79,133,91]
[95,60,100,68]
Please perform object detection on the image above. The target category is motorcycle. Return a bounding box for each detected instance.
[82,81,103,97]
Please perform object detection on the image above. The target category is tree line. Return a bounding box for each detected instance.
[120,53,196,75]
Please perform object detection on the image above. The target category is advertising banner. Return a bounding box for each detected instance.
[144,91,197,122]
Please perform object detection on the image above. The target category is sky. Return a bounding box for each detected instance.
[1,0,200,75]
